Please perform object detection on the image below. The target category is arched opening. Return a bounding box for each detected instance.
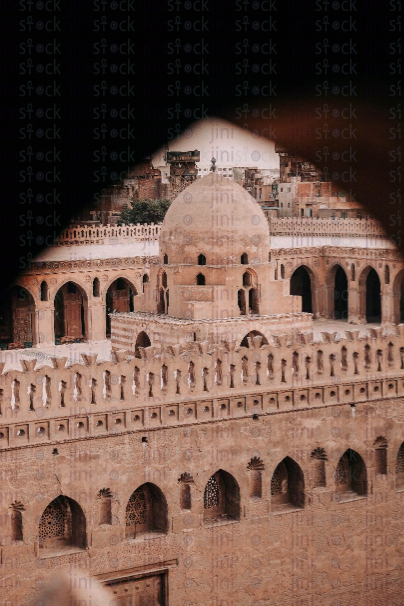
[105,278,137,337]
[92,277,100,297]
[54,282,87,344]
[157,288,165,314]
[134,331,151,358]
[40,281,48,302]
[11,507,23,542]
[385,265,390,284]
[238,289,246,315]
[333,265,348,320]
[365,268,381,323]
[392,269,404,324]
[203,470,240,523]
[198,253,206,266]
[196,273,205,286]
[249,288,259,314]
[38,495,86,552]
[247,457,265,499]
[373,437,387,476]
[271,457,305,512]
[163,254,168,264]
[125,483,168,539]
[98,489,112,525]
[290,266,312,313]
[142,274,149,293]
[240,330,268,348]
[243,271,252,287]
[396,442,404,489]
[161,272,168,288]
[0,285,36,348]
[335,449,367,497]
[241,252,249,265]
[311,448,327,488]
[281,264,285,279]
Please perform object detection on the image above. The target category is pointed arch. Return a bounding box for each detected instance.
[290,266,313,314]
[0,285,36,347]
[198,253,206,266]
[328,264,348,320]
[38,495,86,551]
[105,277,137,337]
[392,268,404,324]
[54,281,88,344]
[240,330,268,348]
[271,456,305,511]
[92,277,100,297]
[134,330,151,358]
[358,266,381,323]
[203,469,240,523]
[335,449,367,497]
[241,252,249,265]
[196,273,205,286]
[125,483,168,539]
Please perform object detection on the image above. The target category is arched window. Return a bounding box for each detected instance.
[105,278,136,338]
[396,442,404,489]
[311,448,327,488]
[142,274,149,293]
[10,502,24,542]
[240,330,268,348]
[271,457,305,511]
[198,253,206,266]
[243,271,252,287]
[385,264,390,284]
[241,253,249,265]
[162,272,168,288]
[351,264,356,281]
[203,470,240,523]
[93,278,100,297]
[163,254,168,264]
[333,265,348,321]
[125,483,168,539]
[196,273,205,286]
[134,331,151,358]
[374,437,387,476]
[249,288,259,314]
[38,495,86,551]
[55,283,86,343]
[365,268,381,323]
[290,266,312,313]
[238,289,246,315]
[40,281,48,302]
[335,449,367,497]
[280,264,285,279]
[180,483,192,510]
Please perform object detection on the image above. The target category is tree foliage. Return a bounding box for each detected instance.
[117,198,171,225]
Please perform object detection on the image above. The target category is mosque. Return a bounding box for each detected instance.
[1,173,404,606]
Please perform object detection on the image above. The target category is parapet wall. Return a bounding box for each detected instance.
[269,217,387,238]
[1,326,404,447]
[56,223,162,246]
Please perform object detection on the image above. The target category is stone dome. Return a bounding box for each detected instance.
[160,173,270,265]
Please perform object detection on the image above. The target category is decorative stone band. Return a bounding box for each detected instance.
[269,217,387,239]
[0,326,403,442]
[55,224,162,247]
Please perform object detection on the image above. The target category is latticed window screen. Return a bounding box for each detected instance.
[204,476,220,509]
[271,462,287,496]
[396,445,404,475]
[39,497,71,541]
[126,488,147,526]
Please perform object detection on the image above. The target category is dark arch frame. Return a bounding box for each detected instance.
[240,330,269,348]
[290,265,314,315]
[271,456,305,511]
[105,277,137,337]
[335,448,367,497]
[202,469,240,523]
[125,482,168,539]
[38,494,87,552]
[0,284,36,348]
[54,281,88,344]
[328,264,348,320]
[358,266,381,324]
[134,330,151,358]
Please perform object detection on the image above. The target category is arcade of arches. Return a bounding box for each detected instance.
[288,264,388,324]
